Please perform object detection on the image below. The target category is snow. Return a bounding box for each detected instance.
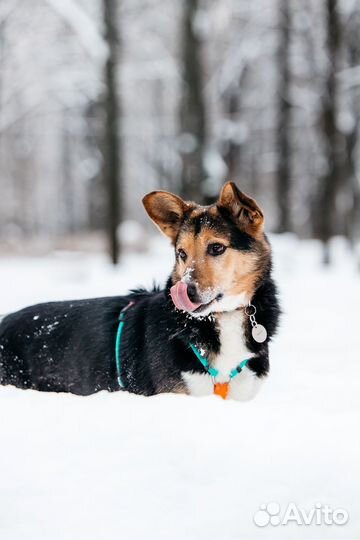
[0,235,359,539]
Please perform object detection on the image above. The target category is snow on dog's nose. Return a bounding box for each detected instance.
[170,281,201,313]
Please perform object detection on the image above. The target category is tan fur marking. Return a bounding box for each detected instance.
[156,379,188,394]
[173,222,268,300]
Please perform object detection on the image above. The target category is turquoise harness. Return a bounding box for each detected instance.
[115,302,135,388]
[189,343,250,381]
[115,302,250,389]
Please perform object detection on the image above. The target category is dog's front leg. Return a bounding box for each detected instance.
[227,367,265,401]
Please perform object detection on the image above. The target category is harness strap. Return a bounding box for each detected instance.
[189,343,250,380]
[115,301,135,388]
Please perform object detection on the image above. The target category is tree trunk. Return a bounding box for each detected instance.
[62,113,75,234]
[276,0,292,233]
[315,0,343,264]
[222,66,249,183]
[179,0,207,203]
[345,7,360,252]
[224,90,240,180]
[103,0,121,264]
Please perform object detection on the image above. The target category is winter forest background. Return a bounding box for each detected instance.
[0,0,359,265]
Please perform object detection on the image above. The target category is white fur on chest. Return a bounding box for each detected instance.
[212,311,252,382]
[182,311,263,401]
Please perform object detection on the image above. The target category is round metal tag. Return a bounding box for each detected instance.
[252,324,267,343]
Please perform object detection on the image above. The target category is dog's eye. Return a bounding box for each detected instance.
[177,248,187,261]
[207,243,226,256]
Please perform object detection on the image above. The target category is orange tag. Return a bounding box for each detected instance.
[214,382,229,400]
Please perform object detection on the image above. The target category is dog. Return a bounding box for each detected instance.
[0,182,280,400]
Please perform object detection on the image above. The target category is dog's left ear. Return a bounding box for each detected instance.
[217,182,264,234]
[142,190,189,243]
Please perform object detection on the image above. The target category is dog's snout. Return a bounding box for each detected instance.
[187,282,199,303]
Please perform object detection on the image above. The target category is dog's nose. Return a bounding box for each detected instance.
[187,282,199,303]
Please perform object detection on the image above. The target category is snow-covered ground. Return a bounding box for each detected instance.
[0,235,359,540]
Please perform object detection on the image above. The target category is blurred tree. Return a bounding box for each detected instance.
[103,0,122,264]
[222,67,249,182]
[223,86,240,181]
[179,0,207,203]
[344,6,360,252]
[315,0,343,264]
[61,113,75,234]
[276,0,292,232]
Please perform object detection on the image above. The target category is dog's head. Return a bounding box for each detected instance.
[143,182,271,317]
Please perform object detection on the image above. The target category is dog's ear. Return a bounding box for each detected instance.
[142,191,188,243]
[217,182,264,235]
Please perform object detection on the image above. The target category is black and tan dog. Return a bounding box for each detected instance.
[0,182,280,400]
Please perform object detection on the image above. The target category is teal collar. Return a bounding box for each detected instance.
[189,343,250,381]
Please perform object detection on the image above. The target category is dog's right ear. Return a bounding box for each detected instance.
[142,191,188,243]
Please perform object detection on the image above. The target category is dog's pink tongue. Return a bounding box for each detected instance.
[170,281,201,313]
